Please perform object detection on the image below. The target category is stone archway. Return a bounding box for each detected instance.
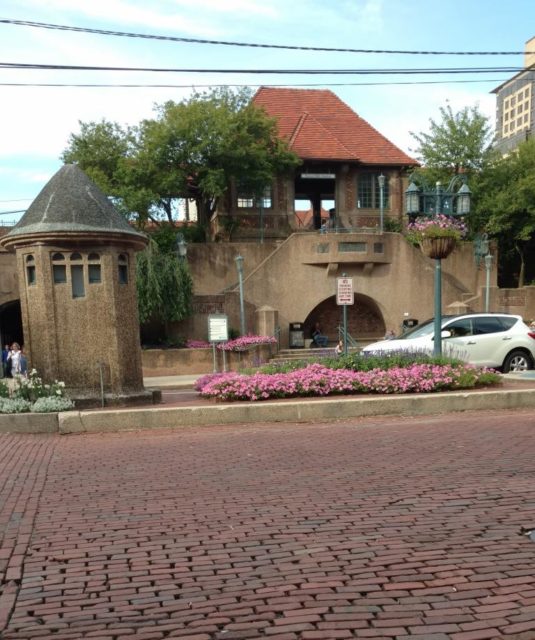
[304,294,385,343]
[0,299,23,349]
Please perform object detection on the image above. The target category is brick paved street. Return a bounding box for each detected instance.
[2,410,535,639]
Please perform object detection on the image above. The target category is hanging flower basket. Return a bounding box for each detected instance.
[420,236,457,259]
[406,214,467,260]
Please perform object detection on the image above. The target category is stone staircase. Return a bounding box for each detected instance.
[268,345,359,364]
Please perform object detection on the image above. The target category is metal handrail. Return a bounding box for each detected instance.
[337,325,358,348]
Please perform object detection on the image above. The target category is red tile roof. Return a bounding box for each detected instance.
[253,87,417,166]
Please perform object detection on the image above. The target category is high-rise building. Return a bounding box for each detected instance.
[492,36,535,155]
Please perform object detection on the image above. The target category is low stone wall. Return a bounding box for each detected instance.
[0,412,59,434]
[142,344,276,377]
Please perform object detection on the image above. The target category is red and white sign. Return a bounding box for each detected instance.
[336,277,354,305]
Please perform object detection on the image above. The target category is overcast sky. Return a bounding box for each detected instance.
[1,0,534,221]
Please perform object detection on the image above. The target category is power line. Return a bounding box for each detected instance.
[0,19,530,56]
[0,78,508,88]
[0,62,525,75]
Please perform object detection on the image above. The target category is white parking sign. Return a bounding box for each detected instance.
[336,277,354,305]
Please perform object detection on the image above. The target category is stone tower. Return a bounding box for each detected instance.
[0,165,148,399]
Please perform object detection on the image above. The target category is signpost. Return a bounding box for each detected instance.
[208,314,229,372]
[336,275,354,355]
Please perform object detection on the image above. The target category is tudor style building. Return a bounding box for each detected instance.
[211,87,417,240]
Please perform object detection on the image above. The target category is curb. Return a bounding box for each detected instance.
[56,387,535,434]
[2,388,534,435]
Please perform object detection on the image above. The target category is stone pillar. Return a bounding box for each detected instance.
[255,306,279,341]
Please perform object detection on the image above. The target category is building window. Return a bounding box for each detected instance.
[26,255,36,286]
[51,253,66,284]
[338,242,367,253]
[501,83,531,138]
[357,173,390,209]
[88,253,101,284]
[118,254,128,285]
[88,264,101,283]
[237,195,254,208]
[237,186,272,209]
[71,265,85,298]
[53,264,67,283]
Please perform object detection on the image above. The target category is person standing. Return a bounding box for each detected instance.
[1,344,9,378]
[7,342,22,377]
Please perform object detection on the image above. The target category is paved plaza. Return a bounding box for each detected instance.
[1,409,535,639]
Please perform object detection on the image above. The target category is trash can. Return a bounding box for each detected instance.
[289,322,305,348]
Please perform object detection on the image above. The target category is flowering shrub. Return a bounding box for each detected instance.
[13,370,66,403]
[406,214,468,243]
[0,369,73,413]
[186,340,211,349]
[31,396,75,413]
[0,379,10,398]
[0,398,32,413]
[197,362,500,402]
[217,335,277,352]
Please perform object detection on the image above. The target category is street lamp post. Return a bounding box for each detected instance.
[235,255,246,336]
[377,174,385,233]
[405,176,471,356]
[176,232,187,261]
[484,253,493,312]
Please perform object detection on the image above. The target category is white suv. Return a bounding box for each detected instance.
[362,313,535,373]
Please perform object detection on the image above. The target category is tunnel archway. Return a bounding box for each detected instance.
[304,294,385,343]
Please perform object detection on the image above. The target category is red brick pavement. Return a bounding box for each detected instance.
[2,411,535,638]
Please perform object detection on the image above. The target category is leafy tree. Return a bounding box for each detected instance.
[62,87,300,231]
[410,103,495,181]
[136,231,193,326]
[476,139,535,287]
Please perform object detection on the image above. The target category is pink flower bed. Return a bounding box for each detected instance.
[186,340,211,349]
[217,335,277,352]
[196,362,495,402]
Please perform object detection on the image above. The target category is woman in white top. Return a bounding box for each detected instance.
[8,342,22,376]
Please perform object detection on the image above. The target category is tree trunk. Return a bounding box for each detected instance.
[515,242,526,287]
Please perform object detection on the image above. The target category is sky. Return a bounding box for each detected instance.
[1,0,534,223]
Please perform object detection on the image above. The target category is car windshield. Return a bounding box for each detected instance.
[397,317,453,340]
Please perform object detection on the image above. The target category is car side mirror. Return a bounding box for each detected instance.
[441,330,452,338]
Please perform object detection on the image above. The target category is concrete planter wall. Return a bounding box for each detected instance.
[0,412,59,434]
[142,344,276,377]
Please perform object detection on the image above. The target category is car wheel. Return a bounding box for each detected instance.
[502,350,534,373]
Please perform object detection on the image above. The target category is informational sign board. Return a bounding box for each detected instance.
[336,277,354,306]
[208,314,229,342]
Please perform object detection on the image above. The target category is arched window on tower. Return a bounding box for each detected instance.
[26,254,36,286]
[70,252,85,298]
[88,253,101,284]
[118,254,128,285]
[52,253,67,284]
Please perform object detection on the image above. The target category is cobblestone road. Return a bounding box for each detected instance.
[1,410,535,639]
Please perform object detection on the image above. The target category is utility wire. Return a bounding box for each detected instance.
[0,19,531,56]
[0,62,525,75]
[0,78,508,88]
